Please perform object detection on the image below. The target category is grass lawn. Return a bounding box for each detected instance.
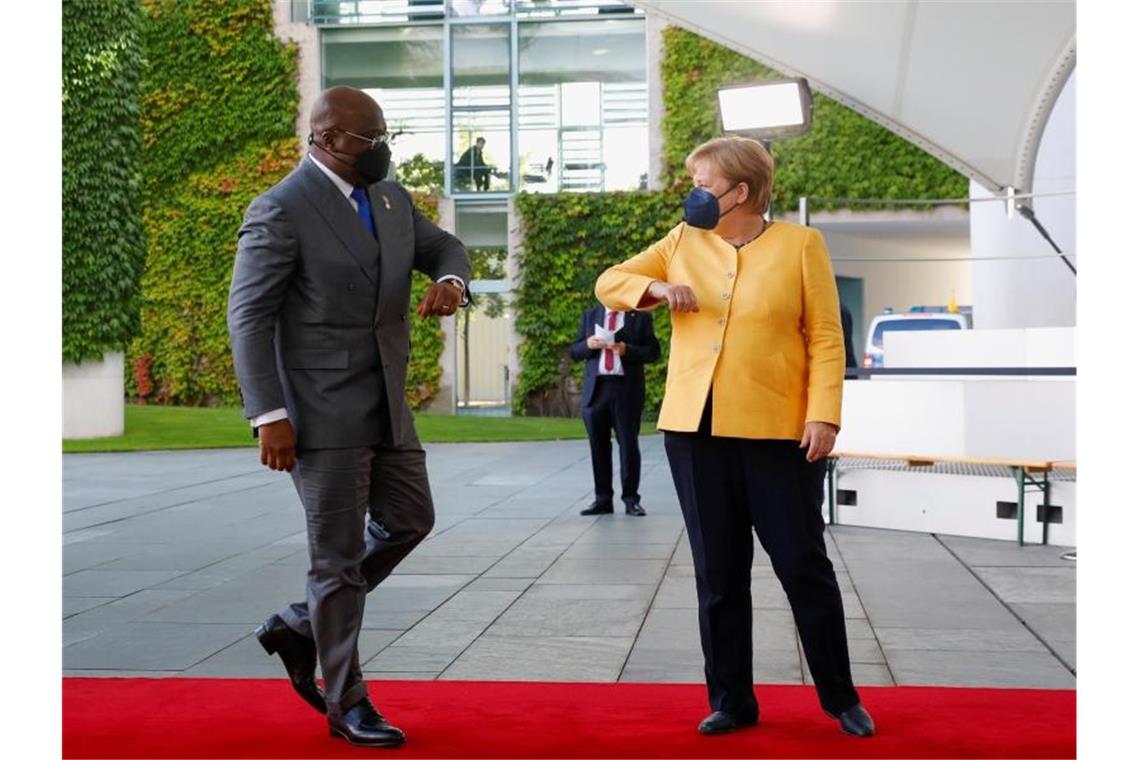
[63,404,657,453]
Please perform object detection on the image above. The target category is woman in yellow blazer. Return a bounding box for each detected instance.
[596,137,874,739]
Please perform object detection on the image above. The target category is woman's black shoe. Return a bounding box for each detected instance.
[826,703,875,737]
[698,710,760,734]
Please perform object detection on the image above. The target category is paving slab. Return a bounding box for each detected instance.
[442,635,633,681]
[937,534,1076,567]
[973,566,1076,604]
[537,557,668,585]
[886,649,1076,688]
[65,570,183,598]
[64,622,249,671]
[486,596,651,638]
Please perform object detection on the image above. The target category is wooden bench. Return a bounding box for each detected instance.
[825,452,1074,546]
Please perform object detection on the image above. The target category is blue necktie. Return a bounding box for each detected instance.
[349,186,377,240]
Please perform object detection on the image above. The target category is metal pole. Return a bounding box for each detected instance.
[799,196,810,227]
[463,309,470,409]
[1015,466,1026,547]
[1042,471,1052,546]
[443,17,453,197]
[827,458,837,526]
[509,11,519,192]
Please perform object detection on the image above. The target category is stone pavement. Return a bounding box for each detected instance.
[63,437,1075,689]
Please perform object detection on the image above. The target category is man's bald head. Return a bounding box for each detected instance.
[310,86,385,136]
[308,86,388,186]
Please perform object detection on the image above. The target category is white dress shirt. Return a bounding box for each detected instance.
[252,155,467,429]
[597,309,626,377]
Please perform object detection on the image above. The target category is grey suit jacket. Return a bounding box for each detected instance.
[227,158,471,450]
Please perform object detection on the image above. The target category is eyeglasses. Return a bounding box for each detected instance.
[336,128,390,149]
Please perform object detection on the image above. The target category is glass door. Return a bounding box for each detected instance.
[454,203,513,415]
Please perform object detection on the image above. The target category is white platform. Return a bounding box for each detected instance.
[837,378,1074,461]
[884,326,1075,370]
[832,326,1075,545]
[63,352,125,439]
[831,467,1074,546]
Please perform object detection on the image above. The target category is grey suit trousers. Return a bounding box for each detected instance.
[279,441,434,715]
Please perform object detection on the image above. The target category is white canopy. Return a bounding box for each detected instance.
[630,0,1075,193]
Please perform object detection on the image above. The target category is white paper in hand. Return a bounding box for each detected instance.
[593,324,616,346]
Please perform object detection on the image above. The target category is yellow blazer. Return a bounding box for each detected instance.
[595,220,844,440]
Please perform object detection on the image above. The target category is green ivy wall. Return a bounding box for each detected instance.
[128,0,301,405]
[127,0,445,409]
[62,0,147,365]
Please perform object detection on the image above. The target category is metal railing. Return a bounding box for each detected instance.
[308,0,639,26]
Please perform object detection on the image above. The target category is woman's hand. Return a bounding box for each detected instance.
[647,280,700,313]
[800,421,838,463]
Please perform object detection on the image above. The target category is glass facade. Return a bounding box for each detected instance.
[322,25,446,188]
[318,0,647,198]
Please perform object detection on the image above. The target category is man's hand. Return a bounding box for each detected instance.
[416,280,464,318]
[586,336,608,350]
[612,341,626,356]
[800,421,838,463]
[647,280,699,313]
[259,418,296,472]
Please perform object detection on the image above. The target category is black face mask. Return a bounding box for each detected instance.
[310,133,392,185]
[351,141,392,184]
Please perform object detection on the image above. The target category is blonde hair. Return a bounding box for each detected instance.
[684,136,775,215]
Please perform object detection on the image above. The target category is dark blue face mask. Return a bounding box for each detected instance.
[683,186,740,229]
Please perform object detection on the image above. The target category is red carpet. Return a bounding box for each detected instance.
[63,678,1074,758]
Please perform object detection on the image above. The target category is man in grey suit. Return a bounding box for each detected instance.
[227,86,471,748]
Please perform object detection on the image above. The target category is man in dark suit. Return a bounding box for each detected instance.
[227,86,471,748]
[454,136,491,191]
[570,303,660,516]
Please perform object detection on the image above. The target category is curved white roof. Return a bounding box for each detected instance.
[631,0,1075,193]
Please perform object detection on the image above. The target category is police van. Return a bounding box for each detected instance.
[862,306,972,368]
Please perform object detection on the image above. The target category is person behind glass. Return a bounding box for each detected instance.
[455,136,491,191]
[595,137,875,739]
[570,302,661,516]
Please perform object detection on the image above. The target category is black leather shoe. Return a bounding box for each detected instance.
[624,502,646,516]
[580,502,614,516]
[255,614,325,715]
[328,698,406,747]
[698,710,759,735]
[826,703,875,737]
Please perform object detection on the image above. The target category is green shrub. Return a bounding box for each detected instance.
[397,153,445,194]
[513,191,681,417]
[407,194,446,409]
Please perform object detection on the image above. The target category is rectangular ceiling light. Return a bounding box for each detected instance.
[717,78,813,141]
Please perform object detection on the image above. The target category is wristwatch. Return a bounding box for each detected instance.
[442,277,469,307]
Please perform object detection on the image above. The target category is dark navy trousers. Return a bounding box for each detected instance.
[663,398,860,718]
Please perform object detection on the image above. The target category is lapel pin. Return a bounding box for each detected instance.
[380,194,391,211]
